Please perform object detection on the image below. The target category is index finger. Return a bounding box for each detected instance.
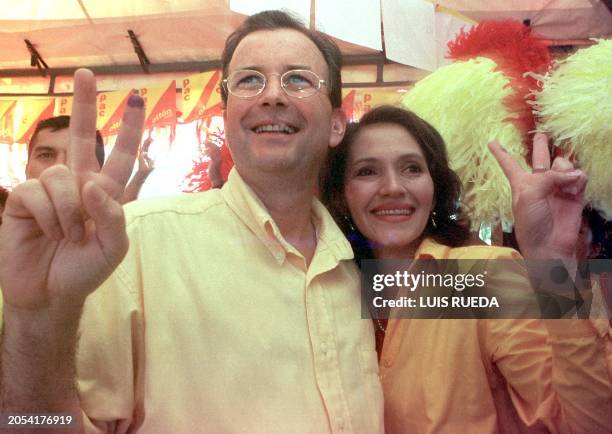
[69,69,99,172]
[531,133,551,170]
[488,142,524,187]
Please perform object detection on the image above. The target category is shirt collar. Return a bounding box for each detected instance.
[221,168,353,265]
[413,237,451,260]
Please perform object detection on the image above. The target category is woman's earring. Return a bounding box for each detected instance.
[430,211,438,229]
[343,215,357,232]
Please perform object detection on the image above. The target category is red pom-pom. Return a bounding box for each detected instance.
[448,20,552,160]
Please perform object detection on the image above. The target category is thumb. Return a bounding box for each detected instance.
[82,181,129,268]
[549,170,587,196]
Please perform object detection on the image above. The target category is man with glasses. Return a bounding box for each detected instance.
[0,10,383,433]
[224,69,326,99]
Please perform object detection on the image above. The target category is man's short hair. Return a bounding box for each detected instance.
[221,10,343,108]
[28,115,106,168]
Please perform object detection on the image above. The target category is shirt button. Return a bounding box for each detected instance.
[320,342,328,356]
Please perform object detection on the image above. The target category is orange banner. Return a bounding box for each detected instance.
[341,88,406,122]
[0,100,17,143]
[0,100,15,119]
[97,90,131,137]
[139,80,177,129]
[181,71,223,123]
[0,98,55,144]
[56,93,131,137]
[55,81,176,137]
[54,96,73,117]
[13,99,55,144]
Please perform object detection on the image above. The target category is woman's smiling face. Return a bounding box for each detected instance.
[344,122,435,258]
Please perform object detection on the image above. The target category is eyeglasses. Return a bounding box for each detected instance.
[223,69,327,99]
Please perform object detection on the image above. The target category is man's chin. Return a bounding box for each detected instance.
[234,156,299,176]
[256,159,299,174]
[247,149,300,170]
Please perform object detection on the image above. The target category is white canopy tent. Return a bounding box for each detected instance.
[1,0,610,94]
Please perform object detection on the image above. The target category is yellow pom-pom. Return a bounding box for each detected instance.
[401,57,528,230]
[535,39,612,218]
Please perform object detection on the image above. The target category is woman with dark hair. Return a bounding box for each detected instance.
[322,106,469,254]
[320,105,610,433]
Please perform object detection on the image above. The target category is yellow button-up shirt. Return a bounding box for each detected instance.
[76,169,383,433]
[380,238,611,434]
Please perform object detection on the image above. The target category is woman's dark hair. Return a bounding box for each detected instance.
[320,105,470,262]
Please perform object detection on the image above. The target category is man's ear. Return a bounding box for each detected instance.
[329,108,347,149]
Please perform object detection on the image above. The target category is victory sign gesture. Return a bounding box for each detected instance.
[0,69,145,311]
[489,133,587,261]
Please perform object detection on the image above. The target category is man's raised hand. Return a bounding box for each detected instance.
[0,69,145,311]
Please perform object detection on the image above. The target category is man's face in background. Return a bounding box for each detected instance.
[25,127,70,180]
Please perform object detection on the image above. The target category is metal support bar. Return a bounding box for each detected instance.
[128,30,151,74]
[24,39,49,77]
[376,63,384,84]
[343,53,387,66]
[48,74,56,94]
[0,60,223,78]
[0,91,73,97]
[343,80,414,89]
[0,54,392,79]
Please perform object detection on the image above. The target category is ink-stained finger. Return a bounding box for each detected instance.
[101,95,145,190]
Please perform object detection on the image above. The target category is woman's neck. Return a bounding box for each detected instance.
[372,236,424,260]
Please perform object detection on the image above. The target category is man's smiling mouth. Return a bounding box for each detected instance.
[252,123,298,134]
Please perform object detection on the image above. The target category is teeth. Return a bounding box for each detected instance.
[375,209,414,216]
[254,124,296,134]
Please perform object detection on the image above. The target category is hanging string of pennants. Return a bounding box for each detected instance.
[0,71,219,145]
[0,69,406,145]
[0,98,55,144]
[341,88,406,122]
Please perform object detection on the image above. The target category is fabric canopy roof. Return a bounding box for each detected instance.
[0,0,610,93]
